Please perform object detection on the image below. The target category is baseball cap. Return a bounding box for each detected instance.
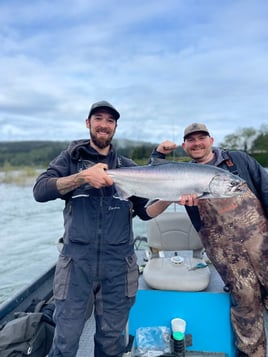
[88,100,120,120]
[183,123,210,140]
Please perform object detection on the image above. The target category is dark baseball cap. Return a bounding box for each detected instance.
[183,123,210,140]
[88,100,120,120]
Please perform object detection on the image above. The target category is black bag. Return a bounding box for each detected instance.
[0,300,55,357]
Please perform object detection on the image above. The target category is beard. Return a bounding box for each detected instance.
[90,129,114,149]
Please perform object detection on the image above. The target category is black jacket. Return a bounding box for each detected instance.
[33,140,152,260]
[33,139,151,220]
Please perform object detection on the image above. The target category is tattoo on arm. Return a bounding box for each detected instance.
[56,173,85,195]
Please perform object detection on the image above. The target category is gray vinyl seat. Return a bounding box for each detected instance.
[143,211,211,291]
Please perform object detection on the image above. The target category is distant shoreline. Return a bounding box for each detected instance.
[0,167,42,186]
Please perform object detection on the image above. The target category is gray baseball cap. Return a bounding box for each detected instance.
[88,100,120,120]
[183,123,210,140]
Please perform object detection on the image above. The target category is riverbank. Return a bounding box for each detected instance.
[0,167,41,186]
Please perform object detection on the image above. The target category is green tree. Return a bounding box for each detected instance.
[131,144,155,161]
[219,127,257,153]
[252,131,268,153]
[250,126,268,167]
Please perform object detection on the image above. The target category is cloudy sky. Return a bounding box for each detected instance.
[0,0,267,146]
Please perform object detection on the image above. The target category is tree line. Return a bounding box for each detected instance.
[0,125,268,169]
[219,124,268,167]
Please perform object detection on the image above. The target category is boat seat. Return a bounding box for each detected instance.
[143,211,210,291]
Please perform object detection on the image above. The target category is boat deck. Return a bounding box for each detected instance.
[76,250,230,356]
[76,249,268,356]
[0,238,267,356]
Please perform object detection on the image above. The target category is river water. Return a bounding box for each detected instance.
[0,181,150,304]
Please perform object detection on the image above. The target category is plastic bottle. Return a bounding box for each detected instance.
[171,331,185,357]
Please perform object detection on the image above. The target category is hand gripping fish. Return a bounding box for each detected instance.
[107,162,245,201]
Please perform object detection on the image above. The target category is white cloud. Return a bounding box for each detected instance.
[0,0,267,145]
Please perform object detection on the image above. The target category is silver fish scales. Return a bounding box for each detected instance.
[108,162,245,201]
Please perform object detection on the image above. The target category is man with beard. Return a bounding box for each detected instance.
[151,123,268,357]
[33,101,173,357]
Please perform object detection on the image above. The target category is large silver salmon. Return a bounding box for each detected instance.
[108,162,245,200]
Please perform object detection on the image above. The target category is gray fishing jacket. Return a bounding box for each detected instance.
[151,147,268,230]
